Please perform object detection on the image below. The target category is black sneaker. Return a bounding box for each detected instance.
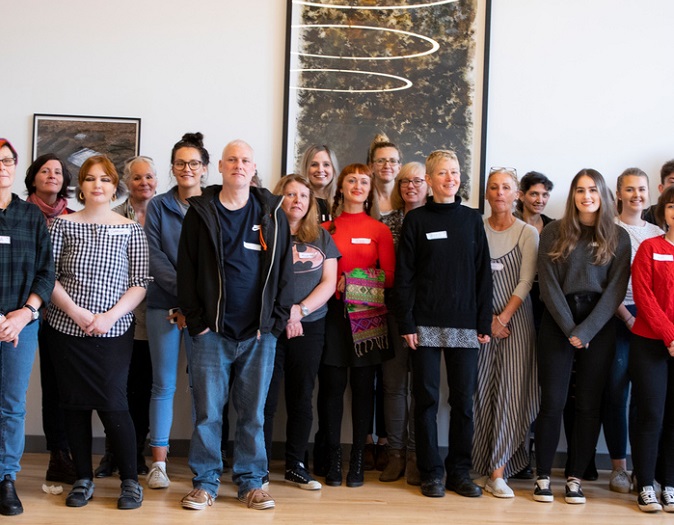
[285,463,322,490]
[117,479,143,510]
[564,478,586,504]
[661,486,674,513]
[533,476,554,503]
[638,486,662,512]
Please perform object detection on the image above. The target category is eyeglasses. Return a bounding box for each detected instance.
[373,158,400,166]
[173,160,203,171]
[489,166,517,177]
[400,178,425,188]
[0,157,17,167]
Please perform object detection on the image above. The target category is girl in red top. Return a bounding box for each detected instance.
[630,185,674,513]
[317,163,395,489]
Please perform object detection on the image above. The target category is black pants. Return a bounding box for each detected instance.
[629,333,674,489]
[39,324,69,451]
[65,409,137,481]
[317,363,376,452]
[412,346,478,482]
[264,318,325,468]
[127,339,152,451]
[535,298,616,478]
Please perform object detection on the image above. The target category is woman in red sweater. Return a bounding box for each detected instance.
[630,185,674,513]
[317,163,395,488]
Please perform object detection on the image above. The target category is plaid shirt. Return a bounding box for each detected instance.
[0,194,55,313]
[45,217,151,337]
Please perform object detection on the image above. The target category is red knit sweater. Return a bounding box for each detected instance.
[632,235,674,346]
[322,211,395,294]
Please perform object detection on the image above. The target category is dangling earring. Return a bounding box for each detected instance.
[111,194,117,202]
[79,191,84,201]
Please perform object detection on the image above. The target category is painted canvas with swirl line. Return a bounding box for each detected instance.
[282,0,491,210]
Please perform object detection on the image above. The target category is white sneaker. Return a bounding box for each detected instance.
[609,468,631,494]
[485,477,514,498]
[662,486,674,513]
[147,464,170,489]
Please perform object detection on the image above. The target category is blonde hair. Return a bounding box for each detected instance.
[391,162,427,210]
[273,174,320,243]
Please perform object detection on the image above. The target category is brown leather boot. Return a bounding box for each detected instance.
[406,450,421,486]
[379,448,405,482]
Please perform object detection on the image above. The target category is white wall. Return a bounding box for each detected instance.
[6,0,673,450]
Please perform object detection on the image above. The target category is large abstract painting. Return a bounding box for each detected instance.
[282,0,491,210]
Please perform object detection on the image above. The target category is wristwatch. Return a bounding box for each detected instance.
[299,302,309,317]
[23,304,39,321]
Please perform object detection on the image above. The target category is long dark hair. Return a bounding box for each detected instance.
[549,169,618,265]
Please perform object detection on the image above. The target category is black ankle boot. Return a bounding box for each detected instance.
[347,447,364,488]
[46,449,77,484]
[95,451,117,478]
[325,445,342,486]
[0,475,23,516]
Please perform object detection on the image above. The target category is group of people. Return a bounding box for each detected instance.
[1,132,673,517]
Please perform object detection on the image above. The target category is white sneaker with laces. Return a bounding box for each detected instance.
[485,477,514,498]
[147,463,170,489]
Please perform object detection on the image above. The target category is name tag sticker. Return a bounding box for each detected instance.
[0,236,10,244]
[426,231,448,240]
[243,241,262,251]
[351,238,371,245]
[491,262,504,271]
[653,253,674,262]
[299,252,316,259]
[107,229,131,236]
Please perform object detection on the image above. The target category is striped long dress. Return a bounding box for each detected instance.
[472,222,539,478]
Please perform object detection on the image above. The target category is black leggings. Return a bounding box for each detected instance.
[64,409,137,481]
[318,364,376,451]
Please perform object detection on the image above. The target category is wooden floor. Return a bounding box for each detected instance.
[9,453,666,524]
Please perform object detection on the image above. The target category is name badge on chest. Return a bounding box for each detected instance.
[351,238,371,245]
[426,231,447,240]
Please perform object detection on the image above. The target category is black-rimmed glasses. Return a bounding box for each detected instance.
[0,157,17,167]
[373,158,400,166]
[173,160,203,171]
[400,178,425,188]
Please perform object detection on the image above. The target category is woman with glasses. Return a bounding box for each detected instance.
[0,139,55,516]
[533,169,630,505]
[144,133,207,489]
[44,155,150,509]
[370,141,402,217]
[95,156,158,478]
[472,168,539,498]
[23,154,76,485]
[378,161,428,485]
[300,145,339,222]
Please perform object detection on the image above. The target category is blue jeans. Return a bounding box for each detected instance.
[601,304,636,460]
[0,321,38,480]
[188,329,276,498]
[147,307,193,448]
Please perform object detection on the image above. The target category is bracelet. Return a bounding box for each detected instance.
[496,315,507,327]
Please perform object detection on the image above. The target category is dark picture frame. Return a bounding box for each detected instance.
[32,114,141,180]
[282,0,491,210]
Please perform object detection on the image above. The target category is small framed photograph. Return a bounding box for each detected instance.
[32,113,141,178]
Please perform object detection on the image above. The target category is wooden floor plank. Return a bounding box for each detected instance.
[9,453,663,524]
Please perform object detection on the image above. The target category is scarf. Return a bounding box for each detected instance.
[27,194,69,226]
[343,268,389,357]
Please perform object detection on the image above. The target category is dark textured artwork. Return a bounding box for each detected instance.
[283,0,489,208]
[32,114,141,179]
